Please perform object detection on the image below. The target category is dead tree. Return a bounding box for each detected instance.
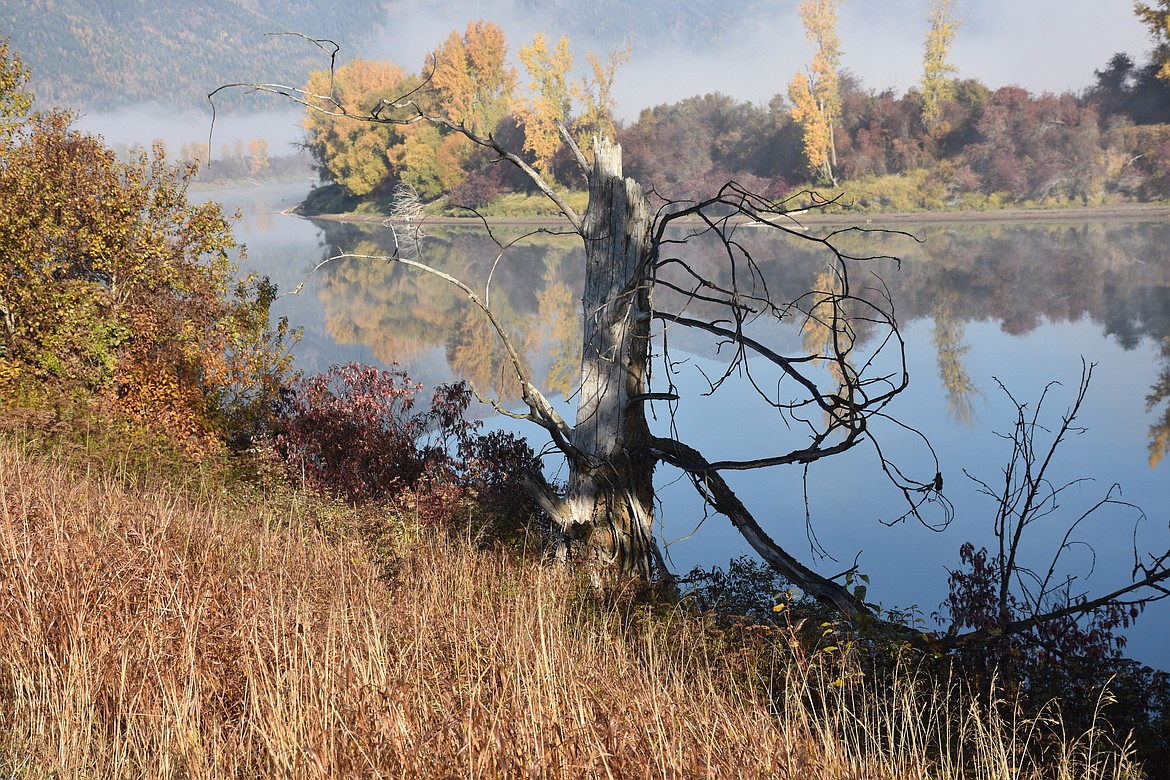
[210,36,1170,642]
[941,361,1170,652]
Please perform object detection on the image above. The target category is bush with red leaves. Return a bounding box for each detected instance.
[273,362,542,530]
[940,542,1170,774]
[447,164,508,209]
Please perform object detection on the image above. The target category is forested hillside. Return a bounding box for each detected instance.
[3,0,783,112]
[0,0,389,109]
[411,0,771,46]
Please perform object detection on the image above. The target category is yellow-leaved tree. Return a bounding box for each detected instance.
[573,46,630,154]
[516,33,574,177]
[788,0,843,183]
[302,58,409,196]
[922,0,962,135]
[1135,0,1170,81]
[0,36,31,141]
[388,122,472,200]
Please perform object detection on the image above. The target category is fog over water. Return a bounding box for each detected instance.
[73,0,1153,149]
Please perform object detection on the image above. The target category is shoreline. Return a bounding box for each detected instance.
[287,201,1170,228]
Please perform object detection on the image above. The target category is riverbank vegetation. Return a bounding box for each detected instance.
[287,9,1170,221]
[4,26,1170,779]
[0,412,1156,778]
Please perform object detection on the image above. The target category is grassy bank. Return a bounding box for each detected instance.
[0,438,1142,778]
[294,169,1167,226]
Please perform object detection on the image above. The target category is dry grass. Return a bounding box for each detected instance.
[0,439,1143,779]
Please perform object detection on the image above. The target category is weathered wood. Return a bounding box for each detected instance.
[558,138,659,576]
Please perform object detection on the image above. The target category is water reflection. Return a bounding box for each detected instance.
[309,223,583,402]
[296,218,1170,461]
[231,200,1170,669]
[932,299,980,424]
[1149,338,1170,468]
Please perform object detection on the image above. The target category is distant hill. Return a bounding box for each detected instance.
[0,0,390,110]
[0,0,773,112]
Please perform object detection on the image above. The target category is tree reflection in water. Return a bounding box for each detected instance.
[306,218,1170,472]
[1147,337,1170,468]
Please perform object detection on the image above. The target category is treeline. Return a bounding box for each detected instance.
[624,65,1170,207]
[298,21,1170,213]
[104,137,314,185]
[173,139,314,184]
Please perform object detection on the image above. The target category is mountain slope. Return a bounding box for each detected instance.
[1,0,773,112]
[0,0,388,110]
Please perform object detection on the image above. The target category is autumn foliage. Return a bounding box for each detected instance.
[0,40,294,451]
[272,362,541,529]
[288,12,1170,209]
[788,0,843,183]
[302,58,411,197]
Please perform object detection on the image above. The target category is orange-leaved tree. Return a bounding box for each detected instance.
[430,20,516,138]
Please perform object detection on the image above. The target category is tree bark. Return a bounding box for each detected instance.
[557,138,659,577]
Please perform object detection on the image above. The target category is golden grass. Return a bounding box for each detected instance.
[0,439,1142,778]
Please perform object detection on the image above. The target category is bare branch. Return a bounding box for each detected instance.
[323,252,579,458]
[938,361,1170,650]
[648,435,876,622]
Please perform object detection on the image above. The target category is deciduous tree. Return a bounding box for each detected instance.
[1135,0,1170,81]
[214,34,1170,652]
[302,57,410,195]
[574,46,630,154]
[247,137,269,174]
[922,0,961,134]
[430,21,516,138]
[965,87,1102,201]
[788,0,843,183]
[0,35,31,139]
[214,36,942,606]
[515,33,574,177]
[621,93,791,200]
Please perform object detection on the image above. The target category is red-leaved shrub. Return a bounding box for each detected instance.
[274,363,541,528]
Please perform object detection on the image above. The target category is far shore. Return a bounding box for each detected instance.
[286,200,1170,228]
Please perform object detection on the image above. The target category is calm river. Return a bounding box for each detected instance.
[213,183,1170,671]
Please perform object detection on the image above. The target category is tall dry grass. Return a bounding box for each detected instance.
[0,439,1142,778]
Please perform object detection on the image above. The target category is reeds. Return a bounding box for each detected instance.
[0,440,1141,778]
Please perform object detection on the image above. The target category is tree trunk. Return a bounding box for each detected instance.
[558,138,659,577]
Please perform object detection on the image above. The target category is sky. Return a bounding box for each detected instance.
[79,0,1156,150]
